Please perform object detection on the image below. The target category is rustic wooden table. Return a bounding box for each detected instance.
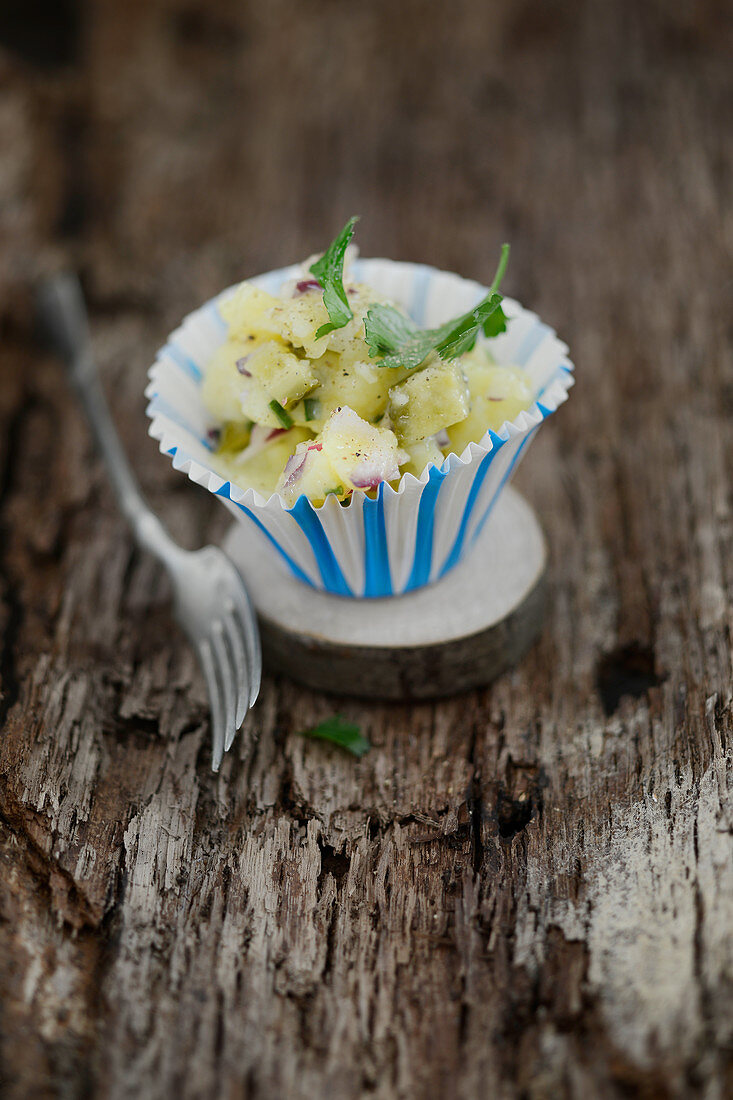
[1,2,731,1097]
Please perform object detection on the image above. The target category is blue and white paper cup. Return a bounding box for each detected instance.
[146,259,574,598]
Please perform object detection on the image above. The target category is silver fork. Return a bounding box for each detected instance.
[39,273,261,771]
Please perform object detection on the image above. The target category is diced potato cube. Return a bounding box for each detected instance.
[278,407,408,505]
[310,352,407,429]
[204,338,317,429]
[265,282,388,360]
[447,362,532,454]
[219,283,282,339]
[268,295,332,358]
[216,427,311,497]
[201,339,254,424]
[320,407,406,491]
[401,436,445,478]
[277,440,345,507]
[242,341,317,407]
[388,361,470,445]
[237,380,283,428]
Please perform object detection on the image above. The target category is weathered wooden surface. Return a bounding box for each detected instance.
[1,1,732,1097]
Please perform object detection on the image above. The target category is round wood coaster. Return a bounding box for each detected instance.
[222,486,548,700]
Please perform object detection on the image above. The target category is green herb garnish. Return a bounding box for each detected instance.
[480,242,510,338]
[304,396,320,422]
[269,400,293,429]
[310,216,359,339]
[364,243,510,371]
[299,716,370,757]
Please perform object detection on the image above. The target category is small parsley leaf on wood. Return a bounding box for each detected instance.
[310,216,359,339]
[299,716,371,757]
[365,243,511,370]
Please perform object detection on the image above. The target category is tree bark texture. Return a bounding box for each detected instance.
[1,1,732,1097]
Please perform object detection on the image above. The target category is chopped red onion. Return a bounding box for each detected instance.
[350,457,399,490]
[236,356,251,376]
[350,474,381,490]
[294,278,321,295]
[282,451,308,489]
[434,429,450,447]
[282,442,322,486]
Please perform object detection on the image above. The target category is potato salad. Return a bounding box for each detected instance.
[203,219,532,506]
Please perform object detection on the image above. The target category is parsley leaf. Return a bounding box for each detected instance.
[310,216,359,339]
[363,309,434,371]
[362,305,421,355]
[299,715,371,757]
[481,242,510,338]
[432,291,504,359]
[365,243,511,370]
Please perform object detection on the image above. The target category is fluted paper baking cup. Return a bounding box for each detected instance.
[146,259,574,597]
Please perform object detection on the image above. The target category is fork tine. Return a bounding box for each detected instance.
[210,623,237,755]
[230,586,262,706]
[223,611,249,738]
[198,638,225,771]
[235,608,261,708]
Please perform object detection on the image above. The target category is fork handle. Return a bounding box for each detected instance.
[40,274,183,568]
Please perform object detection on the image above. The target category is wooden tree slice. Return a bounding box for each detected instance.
[222,486,548,699]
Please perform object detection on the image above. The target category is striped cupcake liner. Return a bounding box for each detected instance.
[146,259,574,597]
